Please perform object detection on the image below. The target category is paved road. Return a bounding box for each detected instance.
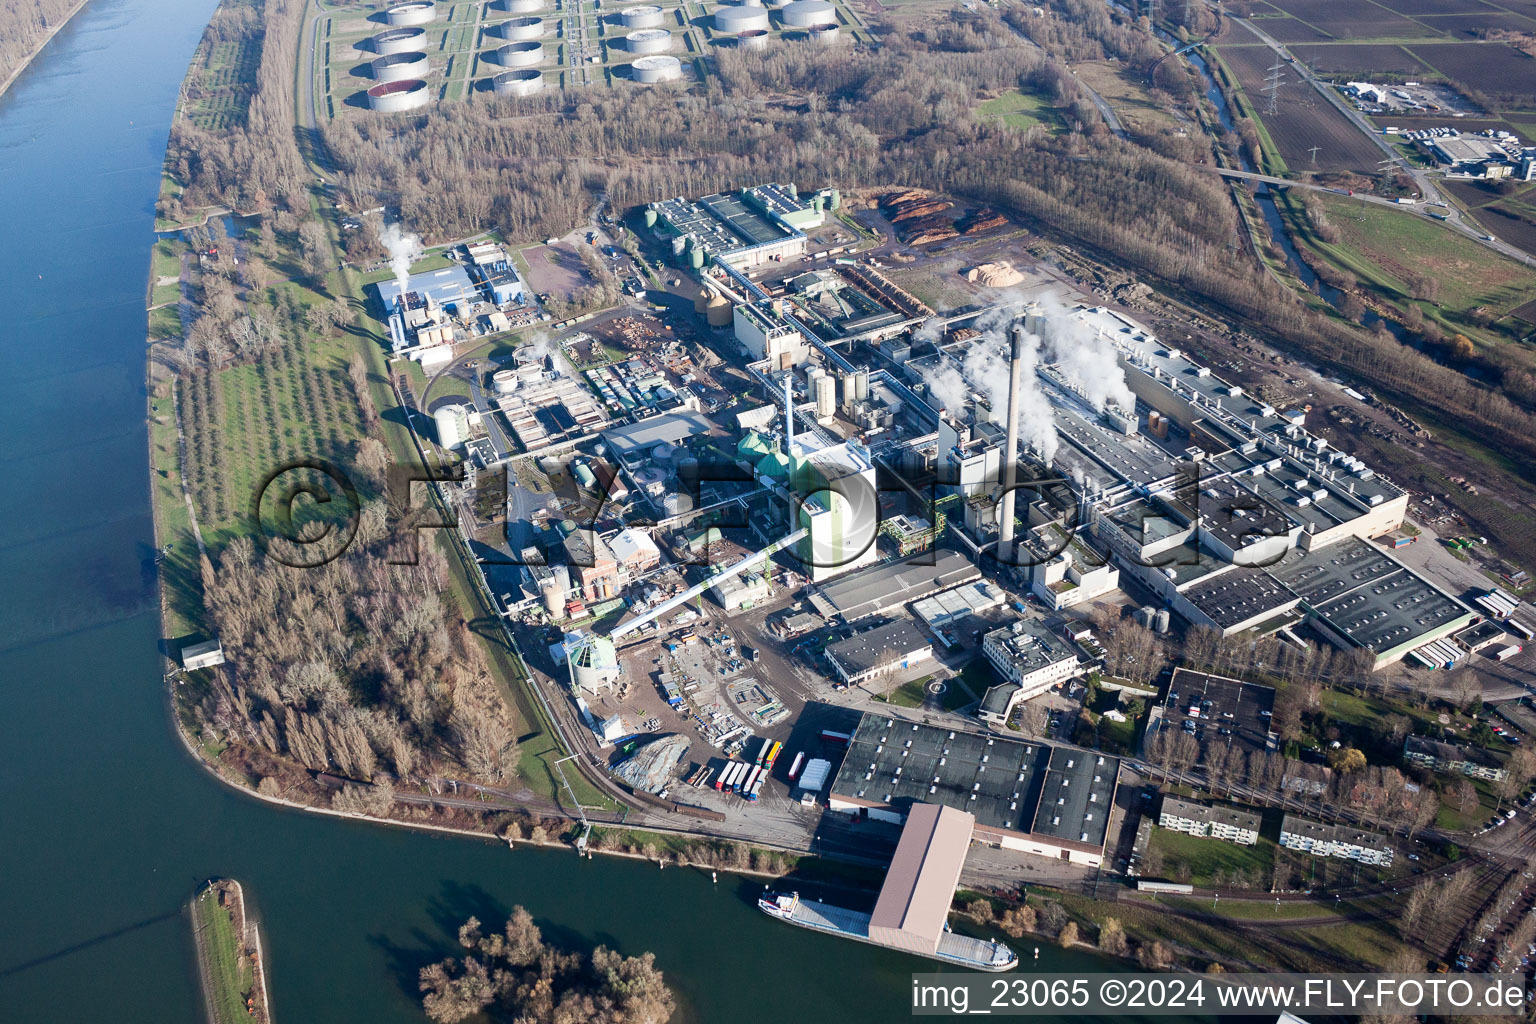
[1067,65,1128,140]
[1232,17,1534,266]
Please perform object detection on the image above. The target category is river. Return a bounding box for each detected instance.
[0,1,1112,1021]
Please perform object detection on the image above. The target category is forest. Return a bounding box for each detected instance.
[0,0,84,87]
[419,908,675,1024]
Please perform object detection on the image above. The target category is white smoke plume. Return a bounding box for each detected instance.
[959,327,1058,465]
[381,223,424,302]
[922,359,970,415]
[1036,292,1135,413]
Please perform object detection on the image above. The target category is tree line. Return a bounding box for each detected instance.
[420,908,674,1024]
[0,0,85,86]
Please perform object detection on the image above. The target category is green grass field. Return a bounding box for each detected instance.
[1286,190,1536,354]
[976,89,1061,132]
[1147,826,1277,889]
[190,887,252,1024]
[149,240,184,308]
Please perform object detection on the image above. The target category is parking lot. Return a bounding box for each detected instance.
[1150,668,1276,757]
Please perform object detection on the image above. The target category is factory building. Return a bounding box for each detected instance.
[644,183,831,269]
[827,715,1121,867]
[977,618,1082,727]
[806,548,980,622]
[712,569,772,611]
[824,619,933,686]
[609,527,661,576]
[735,301,810,368]
[867,803,976,957]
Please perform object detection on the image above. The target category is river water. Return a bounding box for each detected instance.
[0,2,1112,1021]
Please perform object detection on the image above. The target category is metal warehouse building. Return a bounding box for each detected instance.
[828,714,1121,867]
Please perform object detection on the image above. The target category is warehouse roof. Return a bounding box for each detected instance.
[600,411,716,463]
[1182,566,1299,629]
[825,618,932,677]
[807,548,981,622]
[869,803,975,953]
[830,713,1121,851]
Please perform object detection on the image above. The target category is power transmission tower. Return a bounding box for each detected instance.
[1143,0,1158,23]
[1263,59,1286,116]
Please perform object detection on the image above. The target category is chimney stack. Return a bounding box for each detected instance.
[998,324,1027,562]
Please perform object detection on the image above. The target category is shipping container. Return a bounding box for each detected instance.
[1495,644,1523,662]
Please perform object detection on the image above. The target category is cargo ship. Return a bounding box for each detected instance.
[757,891,1018,972]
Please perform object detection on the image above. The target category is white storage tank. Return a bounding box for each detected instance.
[493,40,544,66]
[808,23,839,44]
[496,15,545,39]
[372,26,426,54]
[619,4,665,27]
[782,0,835,28]
[492,368,522,393]
[630,54,682,82]
[540,577,565,617]
[492,0,545,10]
[737,28,769,49]
[384,1,436,26]
[815,373,836,419]
[433,404,471,448]
[365,78,431,112]
[626,28,673,53]
[491,69,544,96]
[714,4,770,32]
[371,50,428,81]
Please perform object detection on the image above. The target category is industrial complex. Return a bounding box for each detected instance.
[360,176,1535,974]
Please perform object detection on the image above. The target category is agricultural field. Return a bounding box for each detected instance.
[1214,43,1386,173]
[1285,42,1432,74]
[181,0,262,132]
[1260,0,1440,39]
[1405,41,1536,108]
[1442,179,1536,257]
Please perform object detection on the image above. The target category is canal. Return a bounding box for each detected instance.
[0,1,1111,1021]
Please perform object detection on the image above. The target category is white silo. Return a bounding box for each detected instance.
[433,404,470,448]
[815,373,836,420]
[625,28,673,53]
[630,54,682,83]
[781,0,835,26]
[540,577,565,617]
[619,4,665,27]
[714,4,770,32]
[385,1,436,26]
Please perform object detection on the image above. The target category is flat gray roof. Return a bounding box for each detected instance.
[1161,794,1261,834]
[826,618,932,676]
[1182,566,1299,629]
[1265,537,1472,654]
[809,548,980,622]
[600,410,716,462]
[830,713,1120,850]
[984,618,1078,675]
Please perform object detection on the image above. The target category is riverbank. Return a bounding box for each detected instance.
[0,0,93,101]
[190,878,270,1024]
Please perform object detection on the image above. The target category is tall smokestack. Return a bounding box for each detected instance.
[998,324,1027,562]
[784,375,795,453]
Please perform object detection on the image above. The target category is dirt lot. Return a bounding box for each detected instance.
[1216,44,1387,174]
[518,242,597,303]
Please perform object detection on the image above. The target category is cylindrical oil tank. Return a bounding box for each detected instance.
[493,40,544,66]
[737,28,768,50]
[574,461,597,489]
[492,368,521,393]
[366,78,431,112]
[706,295,732,327]
[385,1,436,26]
[815,374,836,419]
[372,50,428,81]
[714,4,769,32]
[808,23,839,44]
[497,15,545,39]
[492,0,545,11]
[540,577,564,617]
[626,53,681,82]
[491,68,543,96]
[433,404,469,447]
[781,0,835,26]
[619,4,665,27]
[625,28,672,53]
[373,26,426,53]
